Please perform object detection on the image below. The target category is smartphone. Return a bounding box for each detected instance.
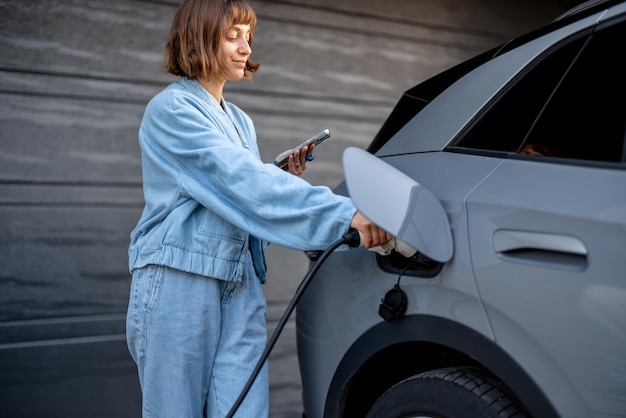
[273,129,331,168]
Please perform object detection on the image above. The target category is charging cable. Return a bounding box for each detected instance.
[225,228,361,418]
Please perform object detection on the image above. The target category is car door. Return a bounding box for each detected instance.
[466,159,626,417]
[459,15,626,418]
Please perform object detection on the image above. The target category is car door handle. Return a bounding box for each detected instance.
[492,229,587,270]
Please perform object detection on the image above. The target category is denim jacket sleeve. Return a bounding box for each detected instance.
[129,78,357,281]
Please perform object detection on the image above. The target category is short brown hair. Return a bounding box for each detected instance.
[164,0,260,80]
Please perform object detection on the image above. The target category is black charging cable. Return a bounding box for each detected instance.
[225,228,361,418]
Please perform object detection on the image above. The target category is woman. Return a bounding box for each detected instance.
[125,0,391,416]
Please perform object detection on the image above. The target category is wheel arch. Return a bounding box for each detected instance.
[323,314,559,418]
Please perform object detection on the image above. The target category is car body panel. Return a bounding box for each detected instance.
[298,151,502,416]
[297,1,626,417]
[466,158,626,416]
[304,157,626,418]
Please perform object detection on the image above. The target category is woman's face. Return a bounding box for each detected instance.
[221,23,252,81]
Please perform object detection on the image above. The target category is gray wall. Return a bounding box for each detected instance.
[0,0,581,416]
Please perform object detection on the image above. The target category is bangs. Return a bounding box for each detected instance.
[225,0,257,29]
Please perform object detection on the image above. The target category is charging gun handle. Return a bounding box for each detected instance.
[344,228,363,248]
[345,228,394,253]
[347,229,417,257]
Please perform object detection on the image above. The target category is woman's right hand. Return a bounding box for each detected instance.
[350,211,392,249]
[284,144,315,176]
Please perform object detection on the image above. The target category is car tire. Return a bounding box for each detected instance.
[365,367,527,418]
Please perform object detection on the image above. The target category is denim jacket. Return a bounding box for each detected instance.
[128,78,356,283]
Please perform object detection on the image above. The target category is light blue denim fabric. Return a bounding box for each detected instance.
[126,259,268,418]
[127,77,358,417]
[128,77,357,283]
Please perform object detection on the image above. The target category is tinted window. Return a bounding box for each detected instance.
[523,18,626,161]
[452,35,587,154]
[452,18,626,163]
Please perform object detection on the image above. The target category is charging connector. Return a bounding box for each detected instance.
[369,237,417,258]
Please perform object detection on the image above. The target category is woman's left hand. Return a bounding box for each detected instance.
[286,144,315,176]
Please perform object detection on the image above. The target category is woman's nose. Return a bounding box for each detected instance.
[239,39,251,54]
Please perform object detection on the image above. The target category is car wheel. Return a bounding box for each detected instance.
[365,367,527,418]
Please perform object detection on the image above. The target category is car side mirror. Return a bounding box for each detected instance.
[343,147,453,262]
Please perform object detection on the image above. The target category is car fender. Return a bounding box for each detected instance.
[324,313,564,418]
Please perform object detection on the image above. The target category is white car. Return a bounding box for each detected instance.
[296,0,626,417]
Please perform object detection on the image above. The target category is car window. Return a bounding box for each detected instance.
[450,34,587,155]
[451,17,626,163]
[522,17,626,162]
